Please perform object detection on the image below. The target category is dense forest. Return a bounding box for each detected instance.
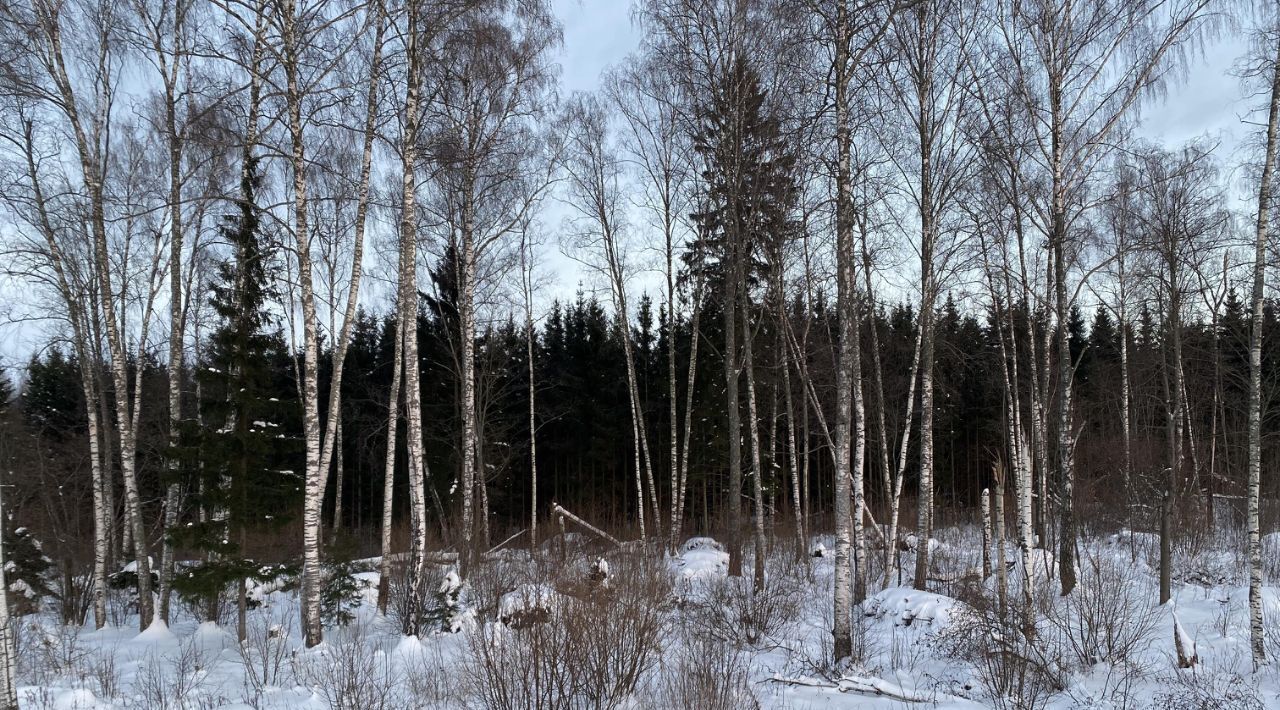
[12,288,1280,565]
[1,1,1280,703]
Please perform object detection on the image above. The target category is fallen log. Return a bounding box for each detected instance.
[550,503,624,549]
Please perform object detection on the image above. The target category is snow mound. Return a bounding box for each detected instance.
[133,619,176,643]
[682,536,725,552]
[499,584,563,627]
[49,688,99,709]
[118,558,153,573]
[394,634,425,656]
[864,587,963,629]
[902,534,943,555]
[672,537,729,579]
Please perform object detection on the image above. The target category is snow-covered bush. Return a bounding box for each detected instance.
[4,526,53,615]
[680,553,803,647]
[939,583,1065,710]
[1044,551,1160,669]
[236,602,295,704]
[645,621,759,710]
[464,556,668,709]
[292,618,403,710]
[1148,670,1265,710]
[426,568,475,633]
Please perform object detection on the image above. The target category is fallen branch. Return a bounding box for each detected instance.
[487,528,527,556]
[768,674,950,704]
[550,503,624,548]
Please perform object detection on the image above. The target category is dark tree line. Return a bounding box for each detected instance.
[8,285,1280,602]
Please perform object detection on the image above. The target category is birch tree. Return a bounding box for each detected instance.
[124,0,205,626]
[1129,143,1229,604]
[0,0,164,629]
[606,56,695,551]
[561,93,659,540]
[992,0,1220,595]
[0,481,14,710]
[423,0,559,571]
[1244,1,1280,666]
[814,0,917,662]
[881,0,975,590]
[0,115,111,628]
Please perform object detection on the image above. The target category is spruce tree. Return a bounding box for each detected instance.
[170,157,298,625]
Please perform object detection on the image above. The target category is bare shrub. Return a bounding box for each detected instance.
[680,556,803,647]
[237,602,296,704]
[54,565,94,626]
[467,556,532,620]
[1043,552,1159,669]
[402,640,464,708]
[125,635,216,710]
[28,621,89,680]
[463,556,668,709]
[1264,610,1280,662]
[84,641,122,700]
[291,618,403,710]
[645,622,759,710]
[1148,670,1265,710]
[939,587,1065,710]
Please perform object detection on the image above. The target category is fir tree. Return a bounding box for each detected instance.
[171,157,299,622]
[686,57,798,297]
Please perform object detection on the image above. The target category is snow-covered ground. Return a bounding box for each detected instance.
[11,524,1280,708]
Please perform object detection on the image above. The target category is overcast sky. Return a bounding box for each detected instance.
[0,3,1261,377]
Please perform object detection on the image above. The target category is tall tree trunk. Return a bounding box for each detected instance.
[742,303,767,591]
[159,32,186,624]
[1161,257,1185,605]
[725,229,743,577]
[1247,13,1280,668]
[523,236,539,551]
[780,320,805,559]
[459,237,479,573]
[608,243,658,540]
[397,7,432,632]
[832,0,855,661]
[851,288,868,604]
[1119,255,1133,543]
[667,222,680,554]
[674,294,703,545]
[1051,93,1078,595]
[377,327,403,615]
[913,298,935,590]
[19,126,110,628]
[0,482,15,710]
[284,0,327,644]
[44,7,156,627]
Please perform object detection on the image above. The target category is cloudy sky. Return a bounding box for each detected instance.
[0,3,1261,376]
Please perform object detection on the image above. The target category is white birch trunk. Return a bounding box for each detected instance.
[832,1,855,661]
[396,8,431,632]
[522,235,539,551]
[741,303,767,591]
[318,8,385,538]
[38,3,156,629]
[281,0,326,646]
[0,482,15,710]
[377,324,403,615]
[981,489,992,580]
[1247,14,1280,668]
[18,128,110,628]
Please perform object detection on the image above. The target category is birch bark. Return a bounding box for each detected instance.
[1247,8,1280,667]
